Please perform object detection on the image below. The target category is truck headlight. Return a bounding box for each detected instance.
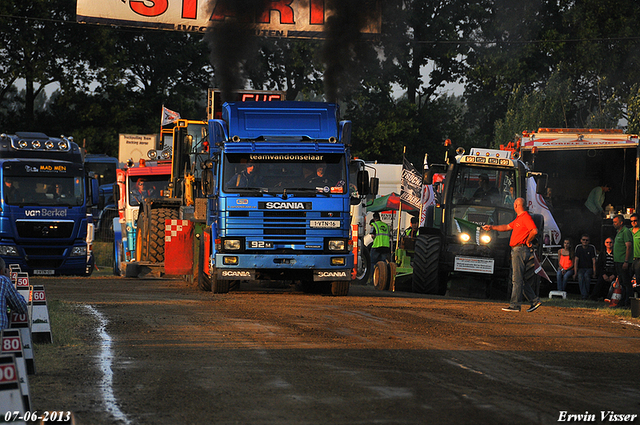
[328,240,346,251]
[71,246,87,256]
[223,239,242,251]
[0,246,19,256]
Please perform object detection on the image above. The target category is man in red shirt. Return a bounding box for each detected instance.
[483,198,542,312]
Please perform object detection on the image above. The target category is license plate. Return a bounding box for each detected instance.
[33,269,55,275]
[454,256,494,274]
[310,220,340,229]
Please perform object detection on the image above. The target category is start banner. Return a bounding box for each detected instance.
[76,0,381,38]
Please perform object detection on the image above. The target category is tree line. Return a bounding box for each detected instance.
[1,0,640,168]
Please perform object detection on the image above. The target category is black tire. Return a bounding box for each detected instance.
[212,278,230,294]
[196,234,211,291]
[389,262,397,291]
[331,281,350,296]
[373,260,389,291]
[147,208,179,263]
[412,234,443,294]
[354,242,371,285]
[113,240,123,276]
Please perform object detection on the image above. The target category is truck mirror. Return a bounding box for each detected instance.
[90,178,99,207]
[202,169,214,196]
[112,182,120,203]
[369,176,379,196]
[355,170,370,196]
[536,175,548,195]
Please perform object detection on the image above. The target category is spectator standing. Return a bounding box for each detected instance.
[482,198,542,313]
[0,257,27,330]
[612,214,633,307]
[556,239,575,292]
[573,234,597,300]
[589,238,616,301]
[369,212,391,268]
[630,213,640,287]
[584,184,611,217]
[584,184,611,248]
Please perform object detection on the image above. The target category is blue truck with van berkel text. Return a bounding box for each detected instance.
[0,132,98,275]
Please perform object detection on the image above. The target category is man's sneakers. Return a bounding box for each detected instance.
[501,306,521,312]
[527,301,542,313]
[501,302,542,313]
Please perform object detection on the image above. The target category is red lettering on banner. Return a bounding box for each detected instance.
[258,0,295,24]
[183,0,198,19]
[211,0,246,22]
[310,0,324,24]
[130,0,168,17]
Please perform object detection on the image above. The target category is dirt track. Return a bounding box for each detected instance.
[27,276,640,425]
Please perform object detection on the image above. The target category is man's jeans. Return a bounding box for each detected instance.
[614,262,632,307]
[510,245,540,308]
[576,268,592,299]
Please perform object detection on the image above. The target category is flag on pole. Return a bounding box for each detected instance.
[400,156,422,210]
[161,105,180,127]
[533,252,552,282]
[526,177,561,244]
[454,217,481,244]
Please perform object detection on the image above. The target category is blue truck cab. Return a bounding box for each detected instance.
[201,101,369,295]
[0,132,98,275]
[84,154,119,239]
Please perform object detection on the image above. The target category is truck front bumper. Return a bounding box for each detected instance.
[215,253,353,281]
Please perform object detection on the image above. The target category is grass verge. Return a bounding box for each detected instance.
[543,297,637,319]
[32,300,97,371]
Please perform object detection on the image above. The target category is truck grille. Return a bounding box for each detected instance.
[224,210,342,245]
[16,221,75,239]
[24,247,66,256]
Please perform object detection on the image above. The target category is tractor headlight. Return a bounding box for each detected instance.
[480,234,492,244]
[459,233,471,242]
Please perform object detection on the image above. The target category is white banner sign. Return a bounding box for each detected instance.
[76,0,381,38]
[119,134,157,165]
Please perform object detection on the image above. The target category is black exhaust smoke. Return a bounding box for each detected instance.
[321,0,378,103]
[205,0,379,103]
[205,0,269,102]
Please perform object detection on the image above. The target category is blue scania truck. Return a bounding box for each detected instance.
[0,132,98,275]
[198,101,370,295]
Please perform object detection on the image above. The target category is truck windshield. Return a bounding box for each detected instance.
[85,161,117,186]
[128,175,171,206]
[449,165,516,237]
[223,153,347,195]
[3,175,84,207]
